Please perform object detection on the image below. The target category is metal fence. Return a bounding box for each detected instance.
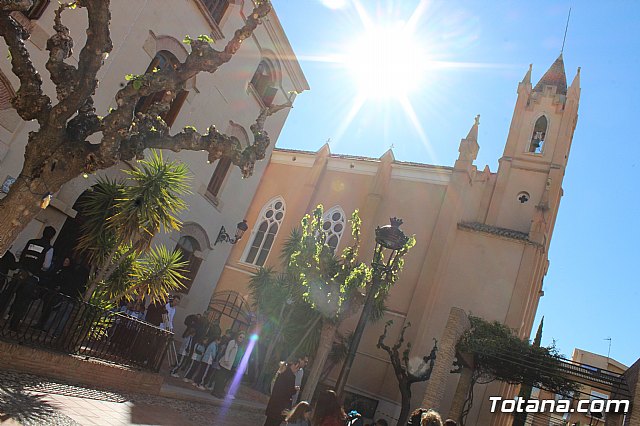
[0,278,172,372]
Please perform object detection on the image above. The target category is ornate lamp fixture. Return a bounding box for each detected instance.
[215,220,249,245]
[335,217,408,398]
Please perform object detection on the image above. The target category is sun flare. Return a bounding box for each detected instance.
[346,23,429,100]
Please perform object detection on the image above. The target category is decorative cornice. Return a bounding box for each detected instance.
[458,222,543,247]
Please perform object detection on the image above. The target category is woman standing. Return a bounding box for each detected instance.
[286,401,312,426]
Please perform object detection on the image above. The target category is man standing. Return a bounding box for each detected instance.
[161,295,180,332]
[291,355,308,406]
[8,226,56,331]
[264,359,299,426]
[20,226,56,275]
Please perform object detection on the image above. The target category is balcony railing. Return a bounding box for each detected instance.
[0,282,172,372]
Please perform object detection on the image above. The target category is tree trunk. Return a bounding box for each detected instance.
[397,381,412,426]
[300,319,336,402]
[83,244,120,301]
[0,175,43,254]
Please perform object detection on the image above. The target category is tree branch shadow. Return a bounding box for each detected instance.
[0,385,56,424]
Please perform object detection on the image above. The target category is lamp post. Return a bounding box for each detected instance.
[335,217,409,399]
[215,220,249,245]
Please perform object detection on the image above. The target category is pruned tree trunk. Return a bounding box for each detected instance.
[301,319,336,402]
[0,0,288,254]
[398,381,412,426]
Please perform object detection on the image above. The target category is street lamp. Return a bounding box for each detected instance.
[215,220,249,245]
[335,217,409,399]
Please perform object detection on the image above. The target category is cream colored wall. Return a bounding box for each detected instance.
[0,1,308,336]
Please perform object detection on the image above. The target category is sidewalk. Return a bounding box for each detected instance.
[160,382,266,412]
[0,370,267,426]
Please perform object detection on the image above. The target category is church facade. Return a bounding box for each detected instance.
[212,55,581,424]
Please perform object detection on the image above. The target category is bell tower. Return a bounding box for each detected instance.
[485,54,580,248]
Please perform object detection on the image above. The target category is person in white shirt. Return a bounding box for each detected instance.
[161,295,180,332]
[211,332,245,398]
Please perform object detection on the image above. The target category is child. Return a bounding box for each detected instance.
[194,335,220,390]
[183,337,207,383]
[170,330,195,377]
[286,401,312,426]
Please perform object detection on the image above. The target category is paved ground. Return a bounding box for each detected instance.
[0,370,267,426]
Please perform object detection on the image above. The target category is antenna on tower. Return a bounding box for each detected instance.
[561,8,571,54]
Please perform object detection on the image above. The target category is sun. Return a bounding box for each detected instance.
[345,22,429,100]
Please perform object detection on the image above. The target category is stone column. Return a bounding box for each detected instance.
[421,307,471,411]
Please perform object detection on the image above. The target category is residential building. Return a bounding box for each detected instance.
[0,0,308,335]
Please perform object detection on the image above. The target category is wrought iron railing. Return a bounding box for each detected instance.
[0,282,172,372]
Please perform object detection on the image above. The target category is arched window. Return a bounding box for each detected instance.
[207,290,254,333]
[175,236,202,293]
[135,50,188,128]
[207,123,249,199]
[249,59,278,107]
[244,197,285,266]
[529,115,547,154]
[322,206,346,253]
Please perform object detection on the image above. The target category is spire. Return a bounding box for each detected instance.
[456,115,480,165]
[569,67,580,91]
[466,114,480,141]
[533,54,567,95]
[317,141,331,157]
[380,148,395,163]
[533,316,544,347]
[521,64,532,85]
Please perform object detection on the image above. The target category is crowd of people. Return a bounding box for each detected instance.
[1,230,460,425]
[0,226,89,335]
[264,386,459,426]
[165,313,252,400]
[259,356,459,426]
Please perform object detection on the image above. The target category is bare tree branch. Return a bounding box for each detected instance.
[99,1,271,164]
[0,12,51,121]
[49,0,112,126]
[0,0,32,12]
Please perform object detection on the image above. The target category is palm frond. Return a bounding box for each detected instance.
[75,176,123,263]
[111,149,191,246]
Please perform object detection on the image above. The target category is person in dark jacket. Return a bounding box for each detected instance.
[8,227,56,331]
[44,257,89,337]
[35,256,73,330]
[145,299,167,327]
[264,359,299,426]
[0,248,18,314]
[0,247,17,290]
[19,226,56,275]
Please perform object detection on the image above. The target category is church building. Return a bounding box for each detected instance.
[211,55,581,425]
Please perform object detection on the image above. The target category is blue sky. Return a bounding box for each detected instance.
[270,0,640,367]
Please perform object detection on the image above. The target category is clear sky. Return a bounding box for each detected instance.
[270,0,640,367]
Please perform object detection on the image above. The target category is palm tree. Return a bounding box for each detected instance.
[104,244,187,303]
[250,205,414,401]
[80,150,191,299]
